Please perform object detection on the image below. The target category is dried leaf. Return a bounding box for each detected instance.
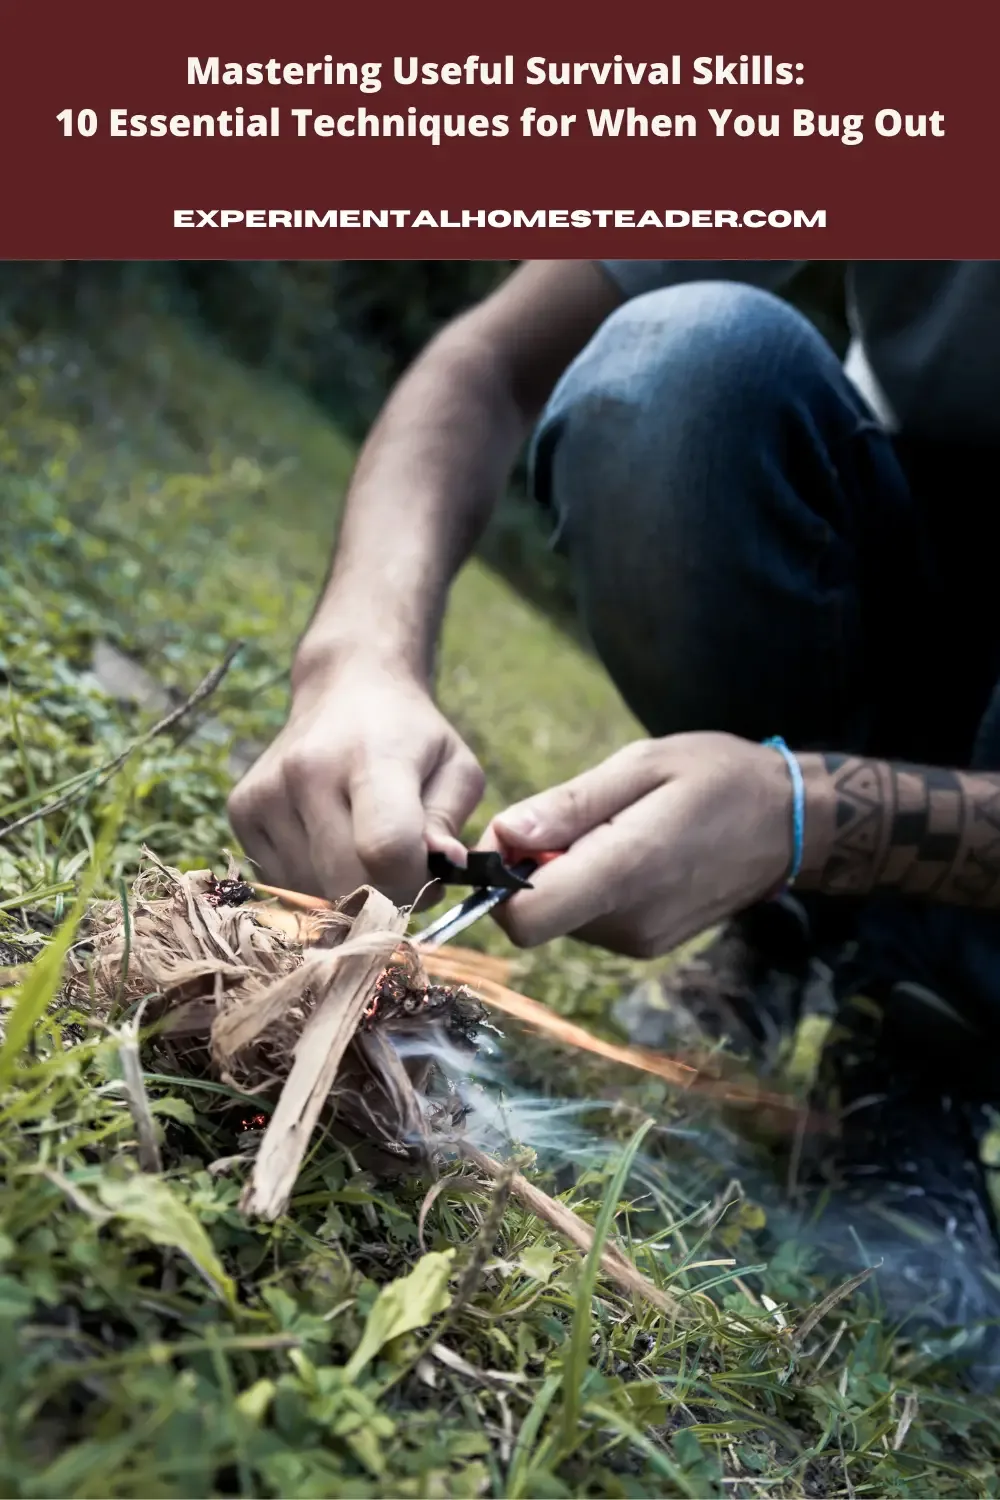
[345,1249,456,1378]
[240,887,408,1220]
[792,1266,876,1347]
[211,950,333,1062]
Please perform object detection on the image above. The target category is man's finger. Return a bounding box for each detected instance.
[293,786,362,900]
[422,747,486,864]
[349,757,429,901]
[492,741,664,854]
[229,769,300,892]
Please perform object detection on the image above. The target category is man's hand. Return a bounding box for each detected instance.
[484,733,794,957]
[228,654,484,906]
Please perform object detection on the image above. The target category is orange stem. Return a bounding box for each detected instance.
[419,949,826,1126]
[249,881,336,912]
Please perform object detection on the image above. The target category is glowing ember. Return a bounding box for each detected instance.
[204,874,256,909]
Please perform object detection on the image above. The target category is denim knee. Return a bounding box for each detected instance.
[527,280,907,744]
[529,279,871,538]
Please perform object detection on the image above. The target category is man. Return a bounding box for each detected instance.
[229,261,1000,1369]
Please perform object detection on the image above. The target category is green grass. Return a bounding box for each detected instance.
[2,301,1000,1498]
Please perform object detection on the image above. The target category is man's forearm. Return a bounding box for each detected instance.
[292,262,622,692]
[295,324,526,688]
[797,752,1000,907]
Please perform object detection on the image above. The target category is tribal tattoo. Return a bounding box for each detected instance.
[795,752,1000,908]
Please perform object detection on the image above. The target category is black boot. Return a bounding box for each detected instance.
[612,894,822,1072]
[613,896,1000,1385]
[799,974,1000,1384]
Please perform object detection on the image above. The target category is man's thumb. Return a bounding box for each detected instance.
[494,747,660,852]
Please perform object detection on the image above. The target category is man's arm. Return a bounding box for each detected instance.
[798,753,1000,905]
[229,261,623,905]
[293,259,623,689]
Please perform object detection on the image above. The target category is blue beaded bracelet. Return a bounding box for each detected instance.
[762,736,805,885]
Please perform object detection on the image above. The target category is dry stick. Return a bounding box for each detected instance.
[0,644,243,843]
[463,1143,683,1319]
[250,881,333,911]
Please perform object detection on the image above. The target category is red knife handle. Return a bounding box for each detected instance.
[504,847,564,877]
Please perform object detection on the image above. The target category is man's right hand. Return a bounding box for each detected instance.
[227,653,485,907]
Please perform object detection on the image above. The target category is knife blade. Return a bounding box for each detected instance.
[417,850,561,948]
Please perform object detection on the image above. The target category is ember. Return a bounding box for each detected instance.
[362,964,472,1031]
[204,873,256,908]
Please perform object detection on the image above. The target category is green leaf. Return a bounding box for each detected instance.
[519,1240,560,1284]
[96,1172,235,1306]
[0,1274,35,1320]
[0,833,111,1082]
[343,1424,387,1479]
[149,1097,197,1125]
[345,1249,455,1379]
[235,1378,276,1424]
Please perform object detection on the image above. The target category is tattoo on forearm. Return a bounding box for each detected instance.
[802,753,1000,907]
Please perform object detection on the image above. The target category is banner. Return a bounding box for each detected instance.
[2,0,994,256]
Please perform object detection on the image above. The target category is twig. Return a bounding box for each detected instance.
[463,1143,683,1318]
[892,1391,919,1451]
[0,644,243,843]
[422,956,822,1124]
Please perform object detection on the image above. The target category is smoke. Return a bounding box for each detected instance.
[387,1016,1000,1382]
[391,1022,761,1215]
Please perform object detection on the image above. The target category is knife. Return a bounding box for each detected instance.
[417,848,561,948]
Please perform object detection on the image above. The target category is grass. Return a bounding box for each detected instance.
[2,295,1000,1498]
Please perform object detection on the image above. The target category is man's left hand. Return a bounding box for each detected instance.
[484,733,796,957]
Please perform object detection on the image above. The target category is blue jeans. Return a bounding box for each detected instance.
[529,282,1000,1043]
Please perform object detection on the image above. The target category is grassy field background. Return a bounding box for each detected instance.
[1,276,999,1497]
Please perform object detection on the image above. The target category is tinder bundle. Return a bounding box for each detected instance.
[62,852,485,1219]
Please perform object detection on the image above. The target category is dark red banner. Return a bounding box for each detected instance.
[2,0,996,257]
